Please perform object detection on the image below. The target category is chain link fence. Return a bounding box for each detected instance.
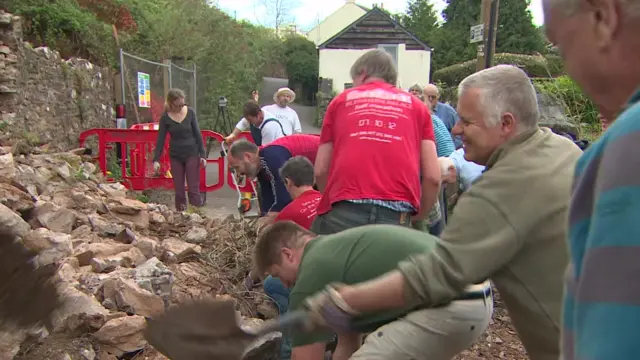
[118,49,196,126]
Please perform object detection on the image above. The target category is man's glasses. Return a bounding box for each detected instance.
[427,95,437,100]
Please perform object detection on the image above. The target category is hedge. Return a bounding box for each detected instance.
[433,53,565,86]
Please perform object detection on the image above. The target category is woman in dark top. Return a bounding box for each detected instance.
[152,88,206,211]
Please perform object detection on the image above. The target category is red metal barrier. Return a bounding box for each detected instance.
[78,128,225,192]
[226,131,256,193]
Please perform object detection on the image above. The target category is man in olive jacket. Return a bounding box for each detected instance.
[300,65,583,360]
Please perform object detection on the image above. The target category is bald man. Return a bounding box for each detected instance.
[423,84,462,149]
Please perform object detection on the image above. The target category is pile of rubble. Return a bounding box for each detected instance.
[0,146,280,360]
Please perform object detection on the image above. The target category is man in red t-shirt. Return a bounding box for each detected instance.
[312,49,441,235]
[228,134,320,217]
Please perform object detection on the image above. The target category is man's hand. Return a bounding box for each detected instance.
[224,134,236,144]
[438,157,457,184]
[200,158,207,168]
[256,215,276,234]
[303,284,358,333]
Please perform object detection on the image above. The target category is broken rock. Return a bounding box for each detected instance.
[185,226,208,244]
[88,214,124,236]
[0,202,30,237]
[0,182,33,214]
[92,315,147,357]
[22,228,74,266]
[53,286,109,332]
[161,237,202,263]
[0,152,15,181]
[101,277,165,317]
[34,201,77,234]
[132,236,160,259]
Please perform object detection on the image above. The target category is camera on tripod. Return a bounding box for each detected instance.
[218,96,228,108]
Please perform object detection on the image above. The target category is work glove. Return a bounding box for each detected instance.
[303,283,359,333]
[153,161,161,174]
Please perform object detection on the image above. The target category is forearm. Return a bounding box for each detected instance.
[419,179,440,217]
[339,270,407,313]
[315,173,328,192]
[153,125,167,162]
[230,127,242,137]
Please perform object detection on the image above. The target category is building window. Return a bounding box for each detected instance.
[378,44,398,64]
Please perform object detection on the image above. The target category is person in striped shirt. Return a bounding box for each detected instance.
[543,0,640,358]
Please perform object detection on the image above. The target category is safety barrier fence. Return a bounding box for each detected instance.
[78,126,256,194]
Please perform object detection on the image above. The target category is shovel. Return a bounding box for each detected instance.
[144,298,311,360]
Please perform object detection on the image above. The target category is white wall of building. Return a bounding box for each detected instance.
[319,46,431,94]
[306,2,367,46]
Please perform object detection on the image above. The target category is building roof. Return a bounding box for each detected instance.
[318,6,431,51]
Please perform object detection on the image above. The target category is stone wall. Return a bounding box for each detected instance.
[0,10,114,151]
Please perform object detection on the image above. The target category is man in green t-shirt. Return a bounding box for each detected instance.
[254,221,493,359]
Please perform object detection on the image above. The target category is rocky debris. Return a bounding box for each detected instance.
[0,147,277,360]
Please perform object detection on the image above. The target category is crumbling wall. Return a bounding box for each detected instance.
[0,10,114,151]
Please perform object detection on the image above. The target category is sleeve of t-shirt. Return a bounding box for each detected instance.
[235,118,248,131]
[289,291,335,347]
[259,147,293,213]
[293,112,302,134]
[418,102,435,141]
[319,95,341,144]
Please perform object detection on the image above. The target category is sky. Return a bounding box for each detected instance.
[213,0,544,31]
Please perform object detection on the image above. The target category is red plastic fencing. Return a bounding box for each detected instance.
[78,128,225,192]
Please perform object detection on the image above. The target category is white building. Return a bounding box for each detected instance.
[306,1,432,94]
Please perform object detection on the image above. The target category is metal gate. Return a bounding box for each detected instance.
[118,49,197,125]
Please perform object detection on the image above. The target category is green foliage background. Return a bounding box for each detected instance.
[6,0,319,132]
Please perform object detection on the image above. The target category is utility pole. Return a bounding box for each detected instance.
[474,0,500,72]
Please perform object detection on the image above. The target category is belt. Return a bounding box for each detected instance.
[456,286,492,301]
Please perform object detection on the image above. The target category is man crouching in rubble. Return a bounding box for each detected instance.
[254,221,493,360]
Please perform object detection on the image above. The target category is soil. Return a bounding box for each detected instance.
[454,289,529,360]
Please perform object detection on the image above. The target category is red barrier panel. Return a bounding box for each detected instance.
[78,128,225,192]
[226,131,256,193]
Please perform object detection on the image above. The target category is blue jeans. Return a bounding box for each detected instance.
[311,201,412,235]
[264,276,291,360]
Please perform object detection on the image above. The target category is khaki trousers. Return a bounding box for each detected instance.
[350,296,493,359]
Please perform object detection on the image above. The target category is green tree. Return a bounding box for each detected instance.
[424,0,546,71]
[283,35,319,105]
[397,0,440,54]
[496,0,545,55]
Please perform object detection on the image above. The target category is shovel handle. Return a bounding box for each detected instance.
[255,310,310,336]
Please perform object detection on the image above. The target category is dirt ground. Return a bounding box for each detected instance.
[454,289,529,360]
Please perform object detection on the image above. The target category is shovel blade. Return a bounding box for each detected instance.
[145,299,256,360]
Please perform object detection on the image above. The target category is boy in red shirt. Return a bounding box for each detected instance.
[274,156,321,229]
[313,49,441,235]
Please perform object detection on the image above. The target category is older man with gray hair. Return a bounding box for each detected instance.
[544,1,640,359]
[301,65,583,360]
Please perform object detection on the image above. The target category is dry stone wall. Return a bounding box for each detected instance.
[0,10,114,151]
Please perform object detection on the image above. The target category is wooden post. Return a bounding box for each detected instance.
[475,0,492,72]
[163,59,171,96]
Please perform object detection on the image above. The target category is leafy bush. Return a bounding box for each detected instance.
[8,0,290,133]
[432,53,565,86]
[533,76,600,139]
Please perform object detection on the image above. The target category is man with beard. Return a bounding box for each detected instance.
[225,88,302,145]
[227,135,319,217]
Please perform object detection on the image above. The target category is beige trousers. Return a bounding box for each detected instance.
[350,295,493,360]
